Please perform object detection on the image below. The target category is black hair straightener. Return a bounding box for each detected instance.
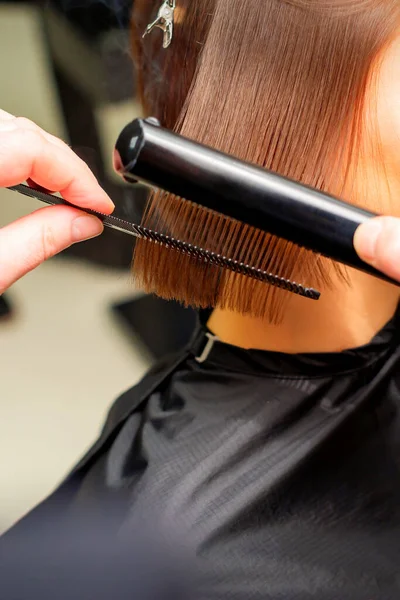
[9,117,398,300]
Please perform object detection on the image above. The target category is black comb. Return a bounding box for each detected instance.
[7,184,320,300]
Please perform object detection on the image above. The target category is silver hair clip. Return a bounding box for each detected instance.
[143,0,176,49]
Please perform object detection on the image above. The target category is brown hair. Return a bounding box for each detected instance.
[131,0,399,321]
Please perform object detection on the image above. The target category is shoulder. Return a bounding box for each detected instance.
[105,351,189,429]
[71,349,190,475]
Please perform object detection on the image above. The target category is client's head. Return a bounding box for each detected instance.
[131,0,400,322]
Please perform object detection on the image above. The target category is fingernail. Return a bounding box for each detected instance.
[354,218,384,264]
[72,215,104,242]
[105,198,115,212]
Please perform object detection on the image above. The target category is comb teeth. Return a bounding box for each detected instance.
[8,184,320,301]
[132,224,320,300]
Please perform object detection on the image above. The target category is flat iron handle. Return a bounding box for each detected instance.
[114,118,398,287]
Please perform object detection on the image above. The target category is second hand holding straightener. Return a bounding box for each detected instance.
[8,117,398,300]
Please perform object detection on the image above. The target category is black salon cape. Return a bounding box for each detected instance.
[1,311,400,600]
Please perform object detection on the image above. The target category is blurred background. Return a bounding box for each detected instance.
[0,0,196,532]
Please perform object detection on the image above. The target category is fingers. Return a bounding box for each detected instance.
[0,114,114,214]
[0,111,110,293]
[354,217,400,282]
[0,204,104,294]
[2,114,75,152]
[0,109,15,121]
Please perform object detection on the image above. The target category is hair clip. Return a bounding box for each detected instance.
[143,0,176,49]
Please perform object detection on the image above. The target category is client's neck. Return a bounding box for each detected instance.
[208,271,399,354]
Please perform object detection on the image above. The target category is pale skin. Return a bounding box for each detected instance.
[0,109,114,292]
[0,38,400,356]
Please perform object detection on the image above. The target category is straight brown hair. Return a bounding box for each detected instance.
[131,0,400,321]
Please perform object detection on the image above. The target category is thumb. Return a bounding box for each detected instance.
[354,217,400,283]
[0,205,103,294]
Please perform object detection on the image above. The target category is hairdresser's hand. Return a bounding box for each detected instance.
[0,110,114,293]
[354,217,400,282]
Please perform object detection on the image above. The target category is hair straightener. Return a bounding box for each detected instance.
[9,117,398,300]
